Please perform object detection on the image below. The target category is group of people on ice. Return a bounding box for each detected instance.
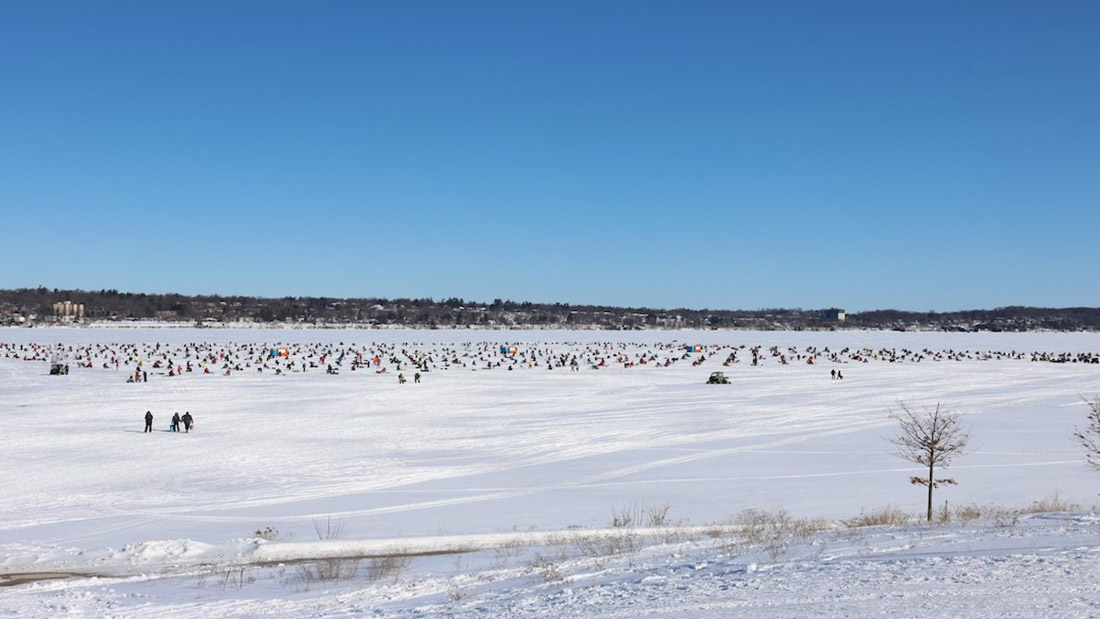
[12,338,1100,384]
[143,410,193,433]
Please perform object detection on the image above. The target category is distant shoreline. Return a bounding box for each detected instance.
[4,288,1099,332]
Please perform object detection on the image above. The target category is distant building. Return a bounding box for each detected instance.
[53,301,85,320]
[820,308,846,321]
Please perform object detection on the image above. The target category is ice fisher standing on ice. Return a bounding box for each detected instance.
[144,410,153,433]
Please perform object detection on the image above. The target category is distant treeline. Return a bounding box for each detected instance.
[2,287,1099,331]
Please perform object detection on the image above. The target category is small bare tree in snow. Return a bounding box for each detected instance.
[1073,397,1100,470]
[889,402,970,522]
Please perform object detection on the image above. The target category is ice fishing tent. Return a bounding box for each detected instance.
[500,345,518,355]
[49,353,70,375]
[685,345,704,353]
[269,347,290,358]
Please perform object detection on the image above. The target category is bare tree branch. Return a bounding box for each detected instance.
[890,402,970,522]
[1074,397,1100,471]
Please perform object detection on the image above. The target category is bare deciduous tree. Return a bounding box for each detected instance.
[889,402,971,522]
[1074,397,1100,470]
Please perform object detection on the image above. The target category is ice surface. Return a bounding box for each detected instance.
[1,328,1098,616]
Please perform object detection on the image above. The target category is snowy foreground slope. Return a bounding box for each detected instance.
[1,328,1099,617]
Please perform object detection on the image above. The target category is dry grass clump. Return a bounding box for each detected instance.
[733,508,829,539]
[494,538,526,560]
[942,495,1079,528]
[218,567,256,591]
[728,508,829,561]
[609,501,676,528]
[298,558,360,585]
[526,552,565,582]
[646,503,673,526]
[1019,493,1080,514]
[952,504,984,523]
[366,555,411,582]
[572,532,643,563]
[313,517,346,540]
[846,505,912,528]
[609,502,643,528]
[945,503,1017,526]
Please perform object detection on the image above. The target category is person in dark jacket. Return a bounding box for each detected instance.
[181,411,193,433]
[171,412,181,432]
[144,411,153,433]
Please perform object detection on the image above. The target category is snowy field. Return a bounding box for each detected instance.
[2,328,1099,617]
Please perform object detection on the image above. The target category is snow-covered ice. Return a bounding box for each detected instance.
[1,328,1098,617]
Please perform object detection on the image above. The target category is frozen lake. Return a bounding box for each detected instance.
[2,328,1099,616]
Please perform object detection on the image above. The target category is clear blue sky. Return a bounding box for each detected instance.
[2,1,1097,312]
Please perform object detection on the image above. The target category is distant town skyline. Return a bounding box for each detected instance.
[2,1,1098,313]
[4,285,1097,318]
[7,286,1100,332]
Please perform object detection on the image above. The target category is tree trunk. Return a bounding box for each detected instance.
[926,460,934,522]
